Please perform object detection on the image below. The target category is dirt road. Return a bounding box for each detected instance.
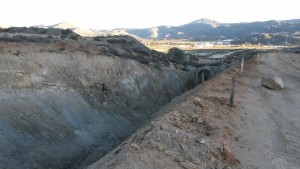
[233,52,300,169]
[88,51,300,169]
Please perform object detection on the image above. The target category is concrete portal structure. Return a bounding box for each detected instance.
[194,66,213,87]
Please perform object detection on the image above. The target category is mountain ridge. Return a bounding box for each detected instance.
[183,18,221,27]
[50,22,76,30]
[125,18,300,45]
[1,18,300,45]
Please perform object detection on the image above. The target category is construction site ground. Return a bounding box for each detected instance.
[88,52,300,169]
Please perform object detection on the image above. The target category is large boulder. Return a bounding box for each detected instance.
[261,74,284,90]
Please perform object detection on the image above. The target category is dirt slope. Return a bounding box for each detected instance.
[88,51,300,169]
[0,41,190,169]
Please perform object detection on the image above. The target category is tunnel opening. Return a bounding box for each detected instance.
[194,67,212,87]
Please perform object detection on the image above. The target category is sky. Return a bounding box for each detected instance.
[0,0,299,29]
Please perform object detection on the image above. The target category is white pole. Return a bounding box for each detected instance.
[241,58,244,73]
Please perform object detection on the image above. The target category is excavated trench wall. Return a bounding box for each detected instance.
[0,43,235,168]
[0,50,193,169]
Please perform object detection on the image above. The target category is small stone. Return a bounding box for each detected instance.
[197,116,204,124]
[164,150,173,156]
[210,155,217,163]
[130,143,140,150]
[191,114,198,122]
[175,156,184,162]
[178,161,197,169]
[195,138,206,144]
[193,97,204,107]
[223,144,240,165]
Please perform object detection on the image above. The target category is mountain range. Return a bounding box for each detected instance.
[126,18,300,45]
[1,18,300,45]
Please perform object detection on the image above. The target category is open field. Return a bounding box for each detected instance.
[143,39,283,53]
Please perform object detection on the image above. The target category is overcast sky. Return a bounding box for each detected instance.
[0,0,299,29]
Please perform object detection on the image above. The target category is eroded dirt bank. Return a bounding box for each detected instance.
[88,51,300,169]
[0,40,190,169]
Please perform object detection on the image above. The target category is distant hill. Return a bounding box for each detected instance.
[2,19,300,45]
[46,22,134,37]
[44,22,101,37]
[0,22,135,38]
[126,18,300,45]
[184,18,220,28]
[50,22,76,30]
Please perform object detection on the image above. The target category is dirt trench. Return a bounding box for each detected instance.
[87,51,300,169]
[0,41,198,169]
[88,51,300,169]
[0,37,246,168]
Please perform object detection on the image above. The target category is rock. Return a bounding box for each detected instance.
[164,150,173,156]
[178,161,197,169]
[175,156,184,162]
[190,116,197,123]
[193,97,204,108]
[130,143,140,150]
[261,74,284,90]
[199,139,206,144]
[195,138,206,144]
[223,145,241,165]
[210,155,217,163]
[197,116,204,124]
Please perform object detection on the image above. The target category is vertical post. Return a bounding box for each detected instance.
[229,76,236,107]
[241,58,244,73]
[257,53,260,64]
